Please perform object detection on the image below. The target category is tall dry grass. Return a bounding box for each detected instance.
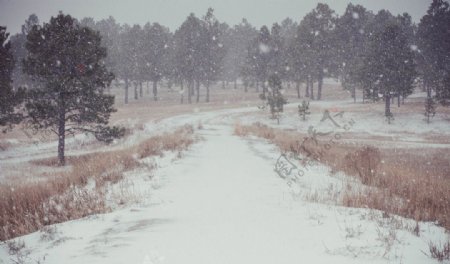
[0,125,195,241]
[235,122,450,231]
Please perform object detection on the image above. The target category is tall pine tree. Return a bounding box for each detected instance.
[23,13,123,165]
[0,26,24,132]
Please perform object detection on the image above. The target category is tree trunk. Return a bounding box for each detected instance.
[222,80,225,89]
[147,81,150,94]
[296,81,300,98]
[244,83,248,92]
[310,78,315,100]
[262,81,266,98]
[397,94,400,107]
[58,93,66,166]
[180,80,184,104]
[139,82,143,98]
[153,80,158,101]
[206,80,210,103]
[196,80,200,103]
[124,78,129,104]
[305,78,310,97]
[352,85,356,103]
[287,82,291,90]
[134,82,138,100]
[188,81,192,104]
[256,80,259,92]
[385,92,391,124]
[234,80,237,89]
[317,71,323,100]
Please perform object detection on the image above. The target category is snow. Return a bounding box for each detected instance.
[0,105,448,263]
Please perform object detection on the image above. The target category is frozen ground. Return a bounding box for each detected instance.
[1,96,449,263]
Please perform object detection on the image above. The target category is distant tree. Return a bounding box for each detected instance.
[265,74,287,124]
[335,4,370,102]
[268,23,284,78]
[298,4,338,100]
[174,13,204,104]
[0,26,24,131]
[298,100,311,121]
[292,14,316,99]
[199,8,225,102]
[94,16,122,81]
[10,14,40,88]
[362,22,416,123]
[117,24,134,104]
[23,13,123,165]
[424,95,436,123]
[417,0,450,106]
[128,24,145,100]
[246,26,272,98]
[143,22,170,101]
[279,18,298,89]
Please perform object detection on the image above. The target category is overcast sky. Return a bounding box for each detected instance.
[0,0,433,34]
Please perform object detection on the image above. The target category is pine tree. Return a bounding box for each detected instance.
[335,4,370,102]
[10,14,39,88]
[174,13,204,104]
[143,22,170,101]
[200,8,225,103]
[298,100,311,121]
[362,22,416,123]
[23,13,124,165]
[265,74,287,124]
[417,0,450,106]
[424,95,436,123]
[0,26,24,132]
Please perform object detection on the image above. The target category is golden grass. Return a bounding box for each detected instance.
[235,122,450,231]
[0,125,195,241]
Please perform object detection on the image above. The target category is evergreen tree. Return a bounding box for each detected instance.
[174,13,203,104]
[362,22,416,123]
[221,19,257,92]
[265,74,287,124]
[143,22,170,101]
[23,13,123,165]
[247,26,272,98]
[297,4,337,100]
[117,24,134,104]
[335,4,370,102]
[200,8,225,102]
[298,100,311,121]
[293,13,316,99]
[424,95,436,123]
[0,26,24,131]
[10,14,39,88]
[417,0,450,106]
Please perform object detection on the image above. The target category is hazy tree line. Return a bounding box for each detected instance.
[0,1,449,163]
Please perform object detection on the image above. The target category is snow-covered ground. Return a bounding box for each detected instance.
[1,99,449,264]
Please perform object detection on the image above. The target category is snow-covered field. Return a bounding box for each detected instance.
[1,89,449,263]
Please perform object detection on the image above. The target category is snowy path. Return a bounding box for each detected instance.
[1,106,447,263]
[1,121,442,264]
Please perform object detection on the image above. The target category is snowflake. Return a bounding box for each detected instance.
[352,12,360,19]
[259,43,270,54]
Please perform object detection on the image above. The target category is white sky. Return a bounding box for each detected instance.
[0,0,433,34]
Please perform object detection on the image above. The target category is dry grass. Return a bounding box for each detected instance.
[0,125,195,241]
[429,240,450,262]
[235,122,450,231]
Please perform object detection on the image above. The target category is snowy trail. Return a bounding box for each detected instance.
[1,108,446,263]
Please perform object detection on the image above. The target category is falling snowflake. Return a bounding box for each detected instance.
[410,44,418,51]
[352,12,360,19]
[259,43,270,54]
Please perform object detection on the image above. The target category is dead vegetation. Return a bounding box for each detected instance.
[0,125,195,241]
[235,122,450,231]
